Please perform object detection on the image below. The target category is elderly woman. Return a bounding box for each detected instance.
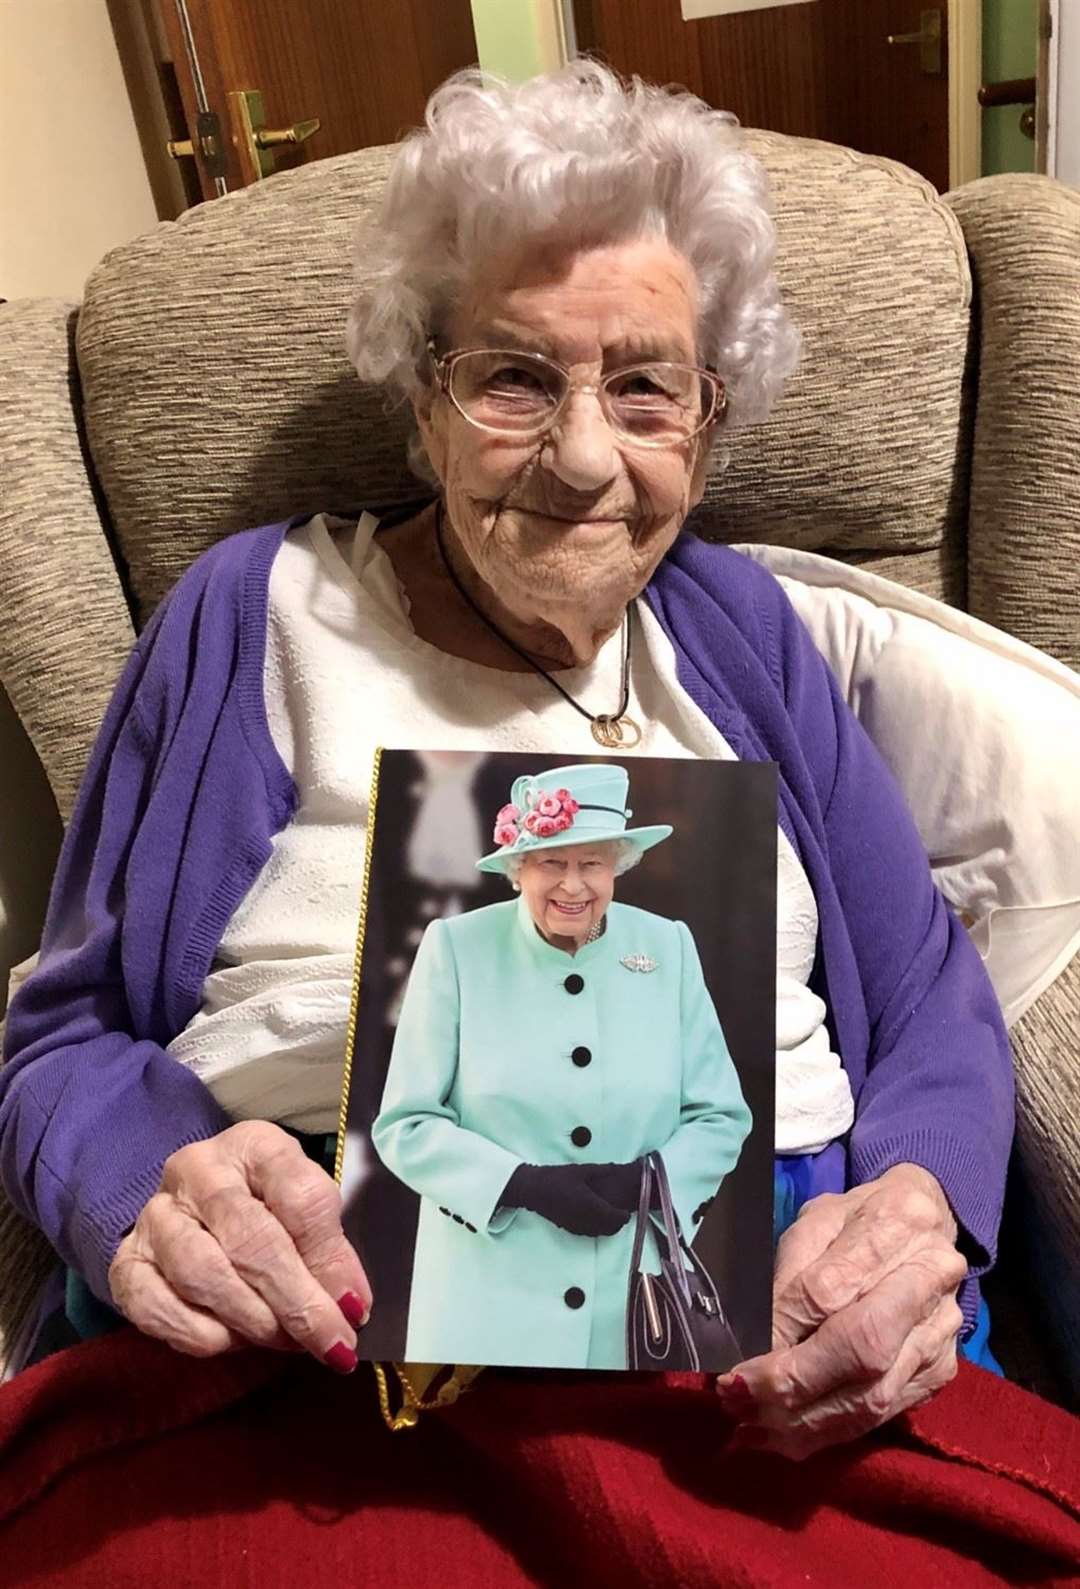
[372,762,751,1369]
[0,63,1010,1460]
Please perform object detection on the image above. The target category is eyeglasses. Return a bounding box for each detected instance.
[426,339,726,449]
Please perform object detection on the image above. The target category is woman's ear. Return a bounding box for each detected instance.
[412,335,443,429]
[411,380,435,426]
[410,388,447,485]
[688,425,717,510]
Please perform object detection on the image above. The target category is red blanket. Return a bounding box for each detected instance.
[1,1328,1078,1588]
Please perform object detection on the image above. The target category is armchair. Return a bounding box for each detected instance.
[1,135,1077,1399]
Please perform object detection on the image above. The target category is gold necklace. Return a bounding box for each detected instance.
[434,499,642,749]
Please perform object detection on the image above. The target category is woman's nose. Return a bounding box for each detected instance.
[560,869,587,895]
[542,392,618,494]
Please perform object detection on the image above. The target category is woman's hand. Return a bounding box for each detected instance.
[715,1163,969,1460]
[107,1121,373,1372]
[585,1158,651,1212]
[501,1162,631,1236]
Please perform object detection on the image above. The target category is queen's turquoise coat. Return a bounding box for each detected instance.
[371,897,753,1369]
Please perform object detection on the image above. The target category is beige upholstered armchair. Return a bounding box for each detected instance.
[1,135,1078,1401]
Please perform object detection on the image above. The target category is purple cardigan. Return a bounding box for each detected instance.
[0,521,1014,1335]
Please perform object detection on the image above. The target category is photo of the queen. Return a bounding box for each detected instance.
[371,762,753,1370]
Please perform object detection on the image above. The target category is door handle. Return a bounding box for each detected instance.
[977,76,1037,107]
[229,89,321,182]
[887,8,943,75]
[978,75,1037,141]
[254,118,321,150]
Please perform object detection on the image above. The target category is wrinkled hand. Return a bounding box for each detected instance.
[108,1121,372,1370]
[715,1163,969,1461]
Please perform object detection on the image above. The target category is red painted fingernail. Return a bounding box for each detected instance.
[728,1424,770,1452]
[717,1373,756,1410]
[337,1291,369,1328]
[324,1341,358,1375]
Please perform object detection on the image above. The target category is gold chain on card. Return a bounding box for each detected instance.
[335,746,382,1181]
[372,1362,484,1432]
[336,746,485,1430]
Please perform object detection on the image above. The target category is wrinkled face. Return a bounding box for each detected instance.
[414,236,714,626]
[518,842,617,945]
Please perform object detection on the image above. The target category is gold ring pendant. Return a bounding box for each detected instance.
[590,714,642,749]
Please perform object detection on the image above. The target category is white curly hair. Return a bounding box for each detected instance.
[502,838,642,888]
[346,58,799,474]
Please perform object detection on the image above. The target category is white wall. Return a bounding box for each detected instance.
[1054,1,1080,185]
[0,0,158,301]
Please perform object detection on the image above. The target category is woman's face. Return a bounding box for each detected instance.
[518,842,617,946]
[413,236,715,637]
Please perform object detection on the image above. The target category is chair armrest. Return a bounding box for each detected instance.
[0,1182,58,1381]
[1007,951,1080,1401]
[0,299,135,823]
[943,175,1080,671]
[0,684,60,1018]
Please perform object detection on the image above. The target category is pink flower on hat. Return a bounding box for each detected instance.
[495,782,578,848]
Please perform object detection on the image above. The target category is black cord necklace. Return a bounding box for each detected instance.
[433,498,642,748]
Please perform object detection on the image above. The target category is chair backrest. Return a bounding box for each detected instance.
[0,130,978,822]
[75,130,974,629]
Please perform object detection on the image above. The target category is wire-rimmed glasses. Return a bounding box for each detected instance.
[426,339,726,449]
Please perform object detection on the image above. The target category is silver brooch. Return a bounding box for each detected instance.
[621,953,658,974]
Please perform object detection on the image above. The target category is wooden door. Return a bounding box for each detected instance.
[157,0,478,202]
[574,0,951,191]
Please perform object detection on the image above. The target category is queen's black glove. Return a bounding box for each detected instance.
[500,1162,631,1237]
[585,1157,660,1214]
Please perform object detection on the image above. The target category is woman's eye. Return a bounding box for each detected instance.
[488,365,546,394]
[608,368,691,410]
[617,374,666,397]
[609,369,678,401]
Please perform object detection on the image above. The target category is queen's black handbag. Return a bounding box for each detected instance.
[625,1151,743,1373]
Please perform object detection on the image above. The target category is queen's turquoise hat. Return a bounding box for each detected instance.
[476,763,673,876]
